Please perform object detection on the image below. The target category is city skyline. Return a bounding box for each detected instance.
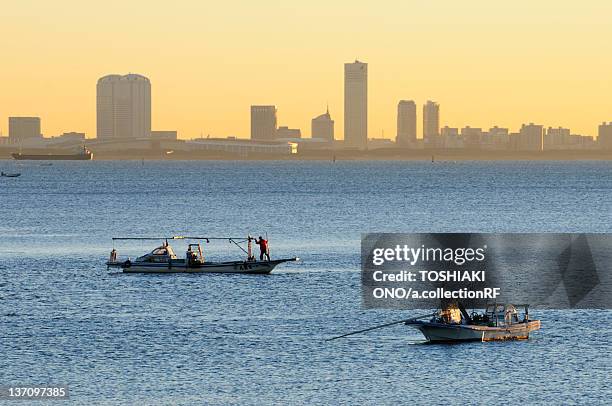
[1,1,612,139]
[3,65,611,143]
[2,66,611,146]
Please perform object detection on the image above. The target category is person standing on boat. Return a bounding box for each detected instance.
[255,236,270,261]
[186,246,195,266]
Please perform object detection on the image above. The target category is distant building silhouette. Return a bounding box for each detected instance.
[44,132,86,148]
[544,127,571,150]
[396,100,416,146]
[423,101,440,147]
[368,137,395,149]
[515,123,543,151]
[8,117,41,143]
[441,126,461,148]
[576,135,596,149]
[189,137,297,155]
[344,60,367,148]
[488,126,509,137]
[250,105,277,140]
[440,126,459,137]
[311,107,334,141]
[487,126,510,150]
[276,126,301,139]
[461,126,483,149]
[58,132,85,140]
[599,122,612,150]
[151,130,178,140]
[96,74,151,139]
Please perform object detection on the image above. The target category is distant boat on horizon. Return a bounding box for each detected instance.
[1,172,21,177]
[12,147,93,161]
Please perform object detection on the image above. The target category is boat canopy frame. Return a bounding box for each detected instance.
[484,303,531,326]
[110,235,255,256]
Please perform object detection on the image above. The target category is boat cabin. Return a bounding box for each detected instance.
[434,303,530,327]
[127,241,205,266]
[486,304,518,325]
[136,243,178,263]
[484,304,528,326]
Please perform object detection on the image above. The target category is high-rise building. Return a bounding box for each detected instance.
[396,100,416,146]
[8,117,41,143]
[250,105,277,140]
[515,123,543,151]
[486,126,510,150]
[423,101,440,145]
[461,126,483,149]
[311,107,334,141]
[544,127,571,150]
[441,126,461,149]
[96,74,151,139]
[599,122,612,149]
[344,60,367,148]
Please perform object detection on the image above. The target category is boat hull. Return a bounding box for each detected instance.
[107,258,297,274]
[11,152,93,160]
[408,320,541,342]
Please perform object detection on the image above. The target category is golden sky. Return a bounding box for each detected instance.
[1,0,611,139]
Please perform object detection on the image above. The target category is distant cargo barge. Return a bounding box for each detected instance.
[12,148,93,160]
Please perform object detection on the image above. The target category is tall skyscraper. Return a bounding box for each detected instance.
[423,101,440,145]
[344,60,367,148]
[96,74,151,139]
[250,105,277,140]
[8,117,41,143]
[396,100,416,145]
[311,107,334,141]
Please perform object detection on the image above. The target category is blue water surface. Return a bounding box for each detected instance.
[0,160,611,405]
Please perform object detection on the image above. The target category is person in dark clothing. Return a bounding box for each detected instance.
[255,236,270,261]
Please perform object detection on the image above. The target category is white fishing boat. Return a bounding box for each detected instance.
[106,235,298,274]
[406,303,541,342]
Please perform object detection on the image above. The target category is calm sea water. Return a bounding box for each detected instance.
[1,160,611,405]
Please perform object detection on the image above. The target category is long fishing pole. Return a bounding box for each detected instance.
[111,236,247,241]
[326,312,435,341]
